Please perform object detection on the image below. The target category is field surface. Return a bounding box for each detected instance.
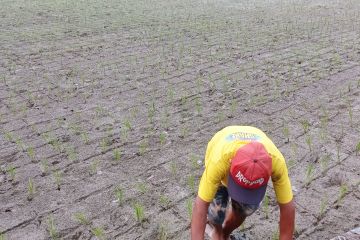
[0,0,360,239]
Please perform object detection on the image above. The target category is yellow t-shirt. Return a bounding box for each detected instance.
[198,126,293,204]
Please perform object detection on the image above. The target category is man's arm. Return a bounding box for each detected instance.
[191,196,210,240]
[279,199,295,240]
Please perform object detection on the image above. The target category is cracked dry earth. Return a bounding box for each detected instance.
[0,0,359,239]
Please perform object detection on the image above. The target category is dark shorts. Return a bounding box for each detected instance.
[207,186,260,225]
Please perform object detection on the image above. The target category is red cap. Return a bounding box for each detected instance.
[228,142,272,205]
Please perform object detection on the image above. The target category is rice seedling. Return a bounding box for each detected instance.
[320,154,330,172]
[0,232,4,240]
[189,154,201,170]
[262,193,269,219]
[336,143,341,162]
[286,159,296,170]
[356,141,360,155]
[305,163,314,185]
[348,102,353,126]
[136,182,147,194]
[80,132,90,145]
[53,171,62,190]
[159,131,167,146]
[27,178,35,201]
[114,187,124,205]
[133,202,145,223]
[40,159,50,176]
[113,148,121,162]
[7,165,16,181]
[271,229,279,240]
[89,160,99,175]
[27,146,36,162]
[337,184,348,204]
[305,134,312,152]
[158,223,168,240]
[100,138,110,153]
[138,139,148,156]
[66,146,77,162]
[159,194,171,209]
[186,198,193,218]
[74,212,91,226]
[195,97,202,115]
[91,226,105,240]
[282,125,290,143]
[318,195,328,219]
[187,174,196,194]
[300,119,310,133]
[47,215,58,240]
[170,161,177,178]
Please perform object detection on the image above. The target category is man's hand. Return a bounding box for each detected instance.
[279,199,295,240]
[191,196,210,240]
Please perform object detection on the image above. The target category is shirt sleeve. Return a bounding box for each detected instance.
[197,161,226,202]
[271,152,293,204]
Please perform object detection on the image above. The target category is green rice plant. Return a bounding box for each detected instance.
[305,134,312,152]
[91,226,105,240]
[271,228,279,240]
[159,194,171,209]
[0,232,4,240]
[356,141,360,155]
[187,175,196,194]
[53,171,62,190]
[189,154,200,170]
[113,148,121,162]
[337,184,348,204]
[286,159,296,170]
[195,97,202,115]
[27,146,36,162]
[27,178,35,201]
[336,143,341,162]
[262,193,269,219]
[305,163,314,185]
[170,161,177,178]
[114,187,124,205]
[123,118,132,131]
[80,132,90,145]
[40,160,49,176]
[74,212,91,226]
[136,182,147,194]
[186,198,193,218]
[300,119,310,133]
[47,215,58,240]
[7,165,16,181]
[290,142,298,158]
[138,139,148,156]
[14,137,26,151]
[282,125,290,143]
[318,195,328,219]
[147,101,156,124]
[320,154,330,172]
[179,125,188,139]
[348,102,353,126]
[159,131,166,146]
[66,146,77,161]
[133,202,145,223]
[89,160,99,175]
[100,138,109,153]
[158,223,168,240]
[3,131,13,142]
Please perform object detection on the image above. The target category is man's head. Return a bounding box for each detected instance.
[227,141,272,205]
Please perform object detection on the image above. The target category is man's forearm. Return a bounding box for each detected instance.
[279,200,295,240]
[191,196,209,240]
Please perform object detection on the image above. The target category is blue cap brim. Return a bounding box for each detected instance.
[227,174,267,205]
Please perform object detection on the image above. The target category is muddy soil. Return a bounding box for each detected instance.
[0,0,359,239]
